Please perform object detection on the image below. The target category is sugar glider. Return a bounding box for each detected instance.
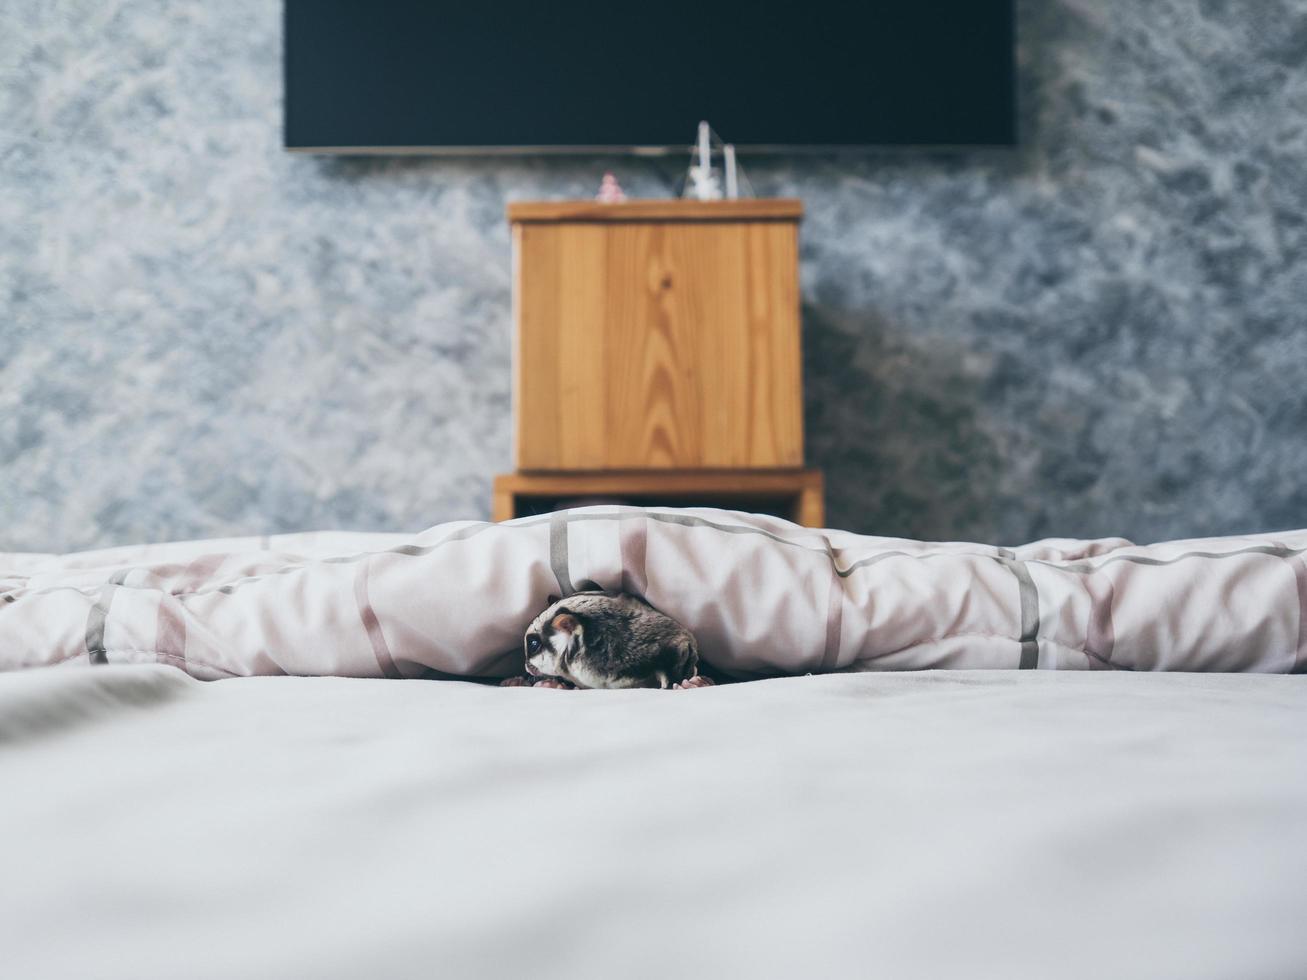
[511,590,711,690]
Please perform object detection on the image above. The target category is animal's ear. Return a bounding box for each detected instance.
[628,592,667,615]
[546,594,561,606]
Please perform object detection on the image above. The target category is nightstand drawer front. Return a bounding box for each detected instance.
[514,217,803,471]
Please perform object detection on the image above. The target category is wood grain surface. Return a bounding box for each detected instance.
[513,204,804,471]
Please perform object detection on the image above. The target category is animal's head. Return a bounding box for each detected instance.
[523,591,699,689]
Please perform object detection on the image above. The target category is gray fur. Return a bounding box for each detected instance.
[522,591,699,689]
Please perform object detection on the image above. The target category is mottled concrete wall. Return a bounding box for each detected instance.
[2,0,1305,552]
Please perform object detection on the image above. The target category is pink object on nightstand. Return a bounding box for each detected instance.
[595,172,626,202]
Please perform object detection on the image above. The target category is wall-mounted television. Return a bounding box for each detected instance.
[284,1,1016,154]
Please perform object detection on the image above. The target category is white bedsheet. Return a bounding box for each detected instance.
[2,666,1305,979]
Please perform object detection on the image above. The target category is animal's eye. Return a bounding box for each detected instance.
[526,636,542,654]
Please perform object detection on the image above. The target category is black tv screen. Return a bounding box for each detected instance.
[284,1,1016,153]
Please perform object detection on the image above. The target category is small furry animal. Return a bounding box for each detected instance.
[521,590,703,689]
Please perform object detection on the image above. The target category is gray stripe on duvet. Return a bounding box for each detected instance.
[833,542,1307,580]
[549,512,575,597]
[998,558,1041,669]
[1291,556,1307,674]
[85,569,130,664]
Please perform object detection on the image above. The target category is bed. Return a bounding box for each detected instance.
[3,508,1306,978]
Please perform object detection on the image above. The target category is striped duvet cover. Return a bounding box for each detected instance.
[2,507,1304,679]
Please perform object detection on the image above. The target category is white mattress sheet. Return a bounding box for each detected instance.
[2,666,1305,980]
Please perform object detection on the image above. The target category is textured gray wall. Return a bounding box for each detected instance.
[2,0,1305,553]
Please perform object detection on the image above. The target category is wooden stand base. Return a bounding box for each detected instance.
[493,469,825,527]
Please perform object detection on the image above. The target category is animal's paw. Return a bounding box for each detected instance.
[500,675,533,687]
[672,674,715,690]
[532,677,576,690]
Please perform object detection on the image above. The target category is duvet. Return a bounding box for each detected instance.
[2,506,1305,679]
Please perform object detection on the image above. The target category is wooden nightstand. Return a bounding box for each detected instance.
[494,198,824,526]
